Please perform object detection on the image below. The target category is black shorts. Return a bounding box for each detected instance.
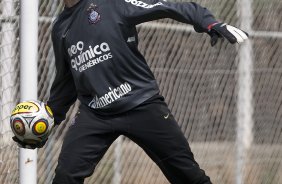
[53,95,211,184]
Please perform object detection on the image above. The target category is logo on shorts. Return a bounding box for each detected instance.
[164,113,170,119]
[87,4,100,24]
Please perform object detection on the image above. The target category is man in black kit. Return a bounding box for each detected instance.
[13,0,248,183]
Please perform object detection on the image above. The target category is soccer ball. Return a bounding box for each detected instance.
[10,100,54,145]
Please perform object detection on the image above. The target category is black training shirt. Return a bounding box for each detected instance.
[47,0,217,124]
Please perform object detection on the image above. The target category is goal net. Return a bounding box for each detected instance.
[1,0,282,183]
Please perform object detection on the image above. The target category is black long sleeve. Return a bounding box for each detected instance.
[47,0,217,118]
[117,0,216,32]
[47,20,77,124]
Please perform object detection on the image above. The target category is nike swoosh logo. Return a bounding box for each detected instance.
[63,29,69,38]
[164,114,169,119]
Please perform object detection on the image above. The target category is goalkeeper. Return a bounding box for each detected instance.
[14,0,248,183]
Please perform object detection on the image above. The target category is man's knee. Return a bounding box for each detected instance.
[53,166,84,184]
[52,157,96,184]
[158,151,212,184]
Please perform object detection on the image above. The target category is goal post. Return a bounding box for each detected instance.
[236,0,254,184]
[19,0,39,183]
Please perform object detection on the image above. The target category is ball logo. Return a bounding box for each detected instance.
[45,105,54,118]
[12,102,39,115]
[33,120,48,135]
[11,118,25,136]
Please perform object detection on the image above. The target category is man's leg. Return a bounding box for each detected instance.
[125,99,212,184]
[52,106,119,184]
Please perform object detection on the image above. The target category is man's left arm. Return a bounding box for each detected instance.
[116,0,248,45]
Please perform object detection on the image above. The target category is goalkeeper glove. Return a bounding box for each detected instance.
[12,136,48,149]
[12,125,55,149]
[208,22,249,46]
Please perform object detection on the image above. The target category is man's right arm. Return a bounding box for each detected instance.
[47,27,77,125]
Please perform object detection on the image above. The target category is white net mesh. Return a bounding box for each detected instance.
[1,0,282,183]
[0,0,19,183]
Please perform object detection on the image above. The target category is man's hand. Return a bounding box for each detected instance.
[208,22,249,46]
[12,136,48,149]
